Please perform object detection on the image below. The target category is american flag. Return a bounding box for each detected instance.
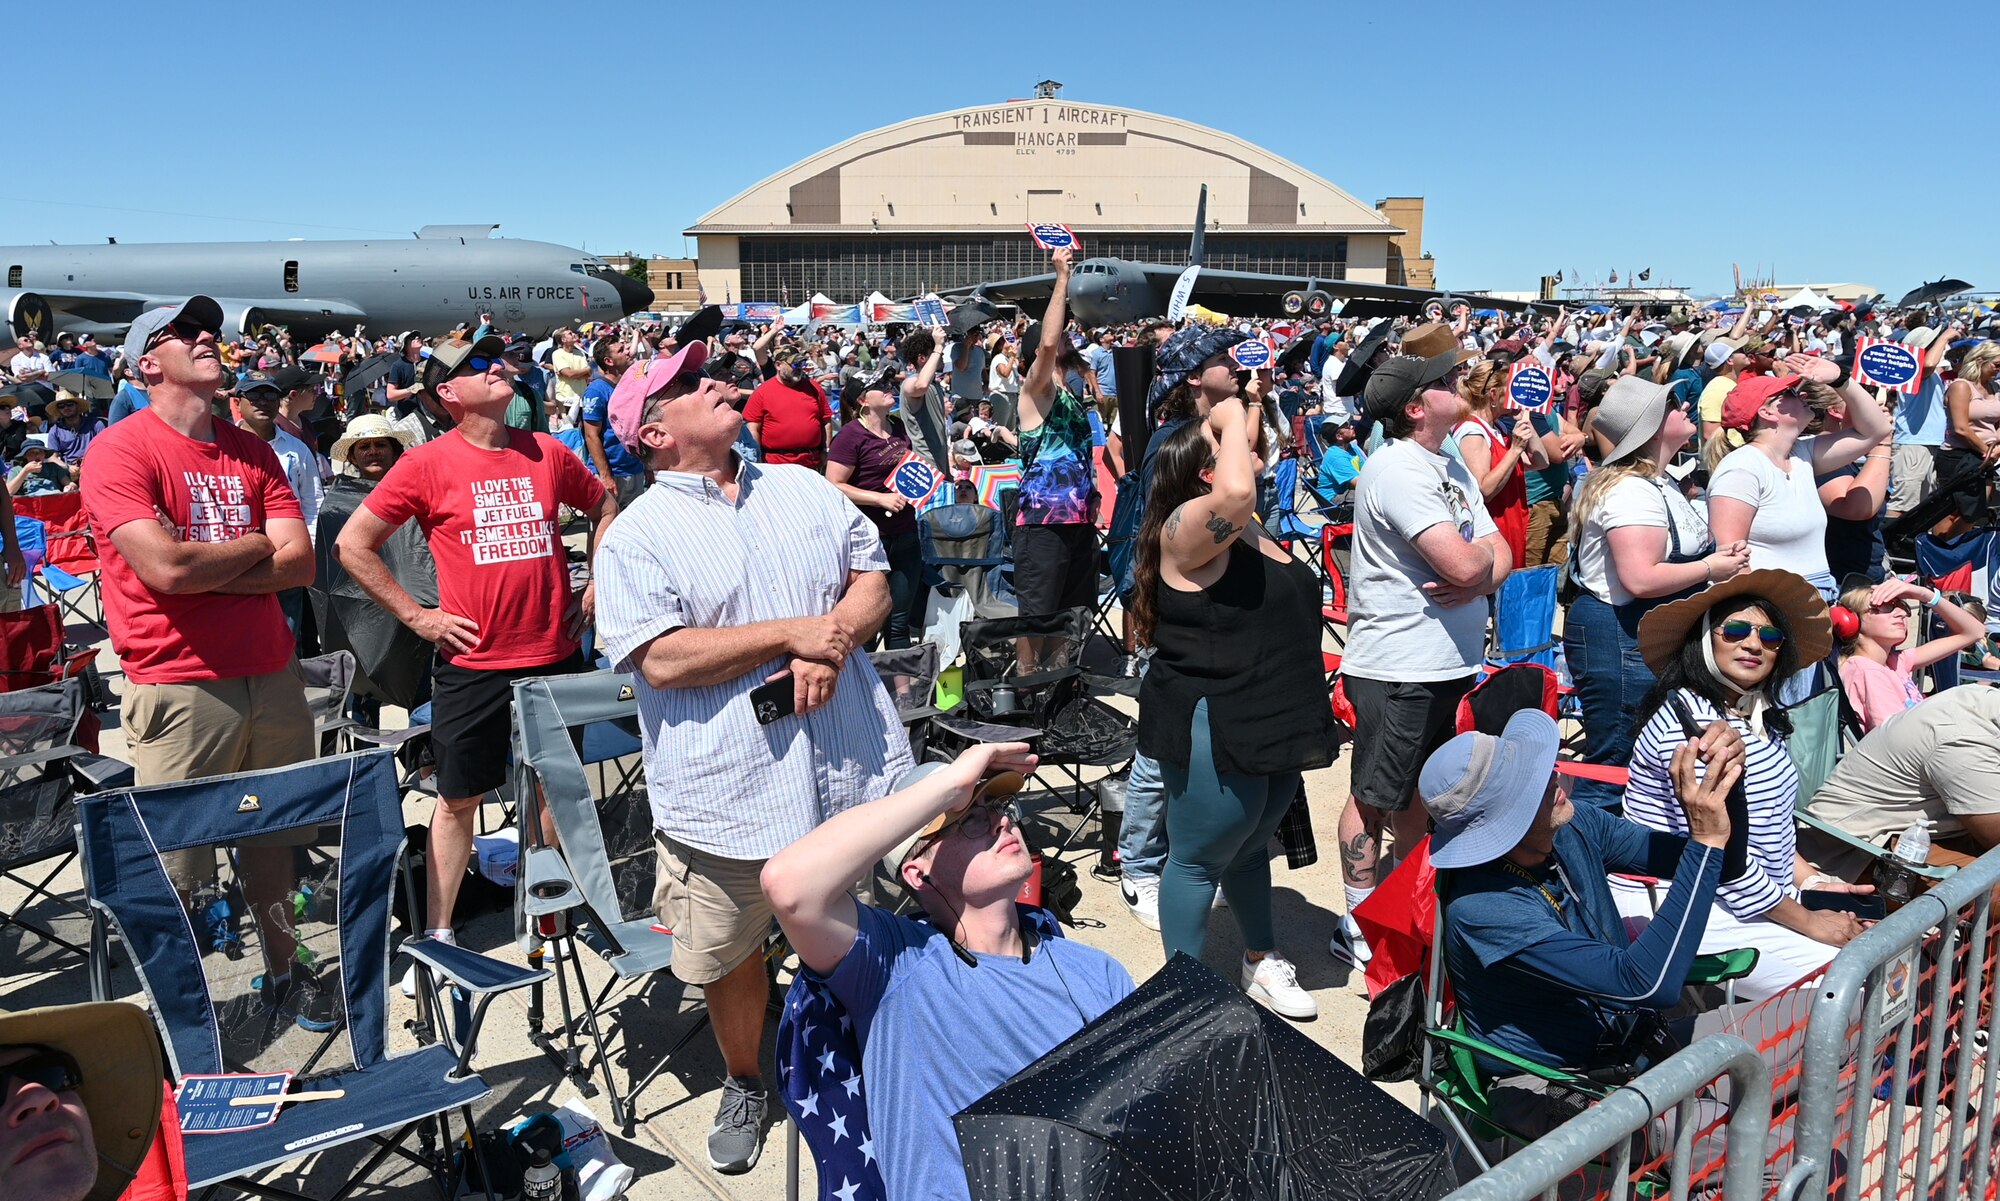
[778,975,884,1201]
[775,907,1063,1200]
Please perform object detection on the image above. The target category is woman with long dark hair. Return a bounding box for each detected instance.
[826,372,928,647]
[1615,570,1872,1000]
[1133,392,1333,1019]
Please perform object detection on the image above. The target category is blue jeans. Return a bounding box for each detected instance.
[1561,592,1657,810]
[1118,752,1167,881]
[1158,700,1300,960]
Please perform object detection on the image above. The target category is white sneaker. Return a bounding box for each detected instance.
[1119,875,1161,932]
[399,963,419,999]
[1328,912,1372,967]
[1242,952,1317,1020]
[1212,889,1228,910]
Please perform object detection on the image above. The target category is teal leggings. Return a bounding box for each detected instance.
[1158,699,1302,961]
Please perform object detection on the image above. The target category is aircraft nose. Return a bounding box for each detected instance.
[590,267,655,316]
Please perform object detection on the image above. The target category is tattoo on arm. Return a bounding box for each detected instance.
[1205,514,1238,544]
[1339,830,1378,888]
[1164,507,1182,541]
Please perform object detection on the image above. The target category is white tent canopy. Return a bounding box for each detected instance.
[1777,287,1837,311]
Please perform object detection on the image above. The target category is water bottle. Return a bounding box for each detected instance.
[520,1149,561,1201]
[1878,819,1933,908]
[1894,819,1933,866]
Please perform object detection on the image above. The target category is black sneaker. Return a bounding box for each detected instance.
[707,1076,768,1174]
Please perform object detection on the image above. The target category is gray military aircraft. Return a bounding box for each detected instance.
[943,187,1537,326]
[0,224,654,344]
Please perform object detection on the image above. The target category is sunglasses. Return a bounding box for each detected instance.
[1716,619,1786,647]
[145,319,207,352]
[455,355,509,376]
[1,1046,83,1096]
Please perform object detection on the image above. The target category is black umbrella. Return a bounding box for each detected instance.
[948,295,999,339]
[1334,322,1396,398]
[48,371,115,402]
[0,381,57,411]
[341,351,397,399]
[954,953,1455,1201]
[1895,278,1974,309]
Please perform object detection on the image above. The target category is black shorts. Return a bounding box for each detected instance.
[1012,522,1101,617]
[431,649,587,798]
[1345,673,1476,813]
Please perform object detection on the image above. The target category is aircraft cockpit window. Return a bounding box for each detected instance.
[571,263,590,275]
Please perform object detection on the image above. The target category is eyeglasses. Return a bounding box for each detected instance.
[1716,619,1786,647]
[0,1046,82,1097]
[916,796,1021,853]
[453,355,509,377]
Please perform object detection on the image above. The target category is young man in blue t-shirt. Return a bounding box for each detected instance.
[762,743,1134,1201]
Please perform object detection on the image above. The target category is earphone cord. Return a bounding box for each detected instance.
[920,873,1092,1028]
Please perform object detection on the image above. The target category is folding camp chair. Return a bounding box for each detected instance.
[1486,563,1562,670]
[0,602,95,693]
[1786,678,1958,889]
[934,607,1136,858]
[0,677,129,966]
[14,491,102,630]
[1317,523,1353,682]
[868,642,942,763]
[79,750,544,1200]
[1455,662,1560,735]
[509,669,714,1137]
[1265,457,1327,547]
[916,502,1017,620]
[298,650,358,755]
[13,515,97,635]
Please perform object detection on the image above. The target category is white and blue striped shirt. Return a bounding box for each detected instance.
[595,457,913,860]
[1621,690,1800,920]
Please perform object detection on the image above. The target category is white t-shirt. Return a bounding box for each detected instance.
[988,351,1019,395]
[266,426,325,544]
[1574,475,1712,607]
[1707,436,1832,591]
[1343,438,1500,681]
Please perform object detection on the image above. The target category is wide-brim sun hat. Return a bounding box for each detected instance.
[0,1001,163,1201]
[329,413,416,465]
[1593,376,1674,464]
[1635,568,1832,676]
[1422,709,1562,870]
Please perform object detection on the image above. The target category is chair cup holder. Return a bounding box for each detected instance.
[528,879,573,901]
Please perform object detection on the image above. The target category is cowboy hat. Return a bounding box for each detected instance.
[329,413,415,466]
[0,1001,163,1201]
[1636,568,1832,675]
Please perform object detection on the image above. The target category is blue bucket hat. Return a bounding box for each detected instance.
[1145,324,1249,415]
[1420,709,1561,869]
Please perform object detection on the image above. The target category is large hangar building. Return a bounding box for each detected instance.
[685,85,1432,306]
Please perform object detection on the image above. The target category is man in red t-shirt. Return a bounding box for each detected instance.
[83,295,322,1019]
[742,349,831,470]
[336,333,612,945]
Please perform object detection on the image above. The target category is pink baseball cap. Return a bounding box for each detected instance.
[607,340,707,449]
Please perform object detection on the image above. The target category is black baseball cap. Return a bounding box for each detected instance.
[236,369,284,397]
[269,365,319,393]
[1361,351,1461,421]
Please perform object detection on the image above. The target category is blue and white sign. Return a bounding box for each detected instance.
[1166,266,1201,323]
[1229,338,1273,369]
[912,297,947,326]
[1854,337,1922,394]
[177,1072,293,1134]
[734,302,780,323]
[1027,223,1077,250]
[1507,359,1554,413]
[890,452,945,504]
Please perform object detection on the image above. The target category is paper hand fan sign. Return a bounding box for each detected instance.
[890,451,944,504]
[1853,337,1923,395]
[1228,338,1273,369]
[1507,359,1554,413]
[176,1072,295,1134]
[912,296,947,326]
[1026,223,1077,250]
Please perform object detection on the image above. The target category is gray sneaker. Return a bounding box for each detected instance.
[708,1075,768,1174]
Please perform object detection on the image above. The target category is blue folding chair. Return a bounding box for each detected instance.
[79,750,546,1200]
[1487,563,1562,670]
[13,515,93,623]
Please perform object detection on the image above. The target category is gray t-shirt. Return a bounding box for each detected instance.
[1342,437,1499,682]
[949,341,987,403]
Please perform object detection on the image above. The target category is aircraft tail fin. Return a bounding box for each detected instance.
[1189,185,1207,268]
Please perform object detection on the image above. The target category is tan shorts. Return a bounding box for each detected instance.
[1888,443,1938,516]
[125,662,316,787]
[652,833,771,985]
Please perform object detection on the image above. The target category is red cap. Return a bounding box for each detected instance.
[1718,373,1803,432]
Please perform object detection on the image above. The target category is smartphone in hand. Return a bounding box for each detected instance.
[750,674,796,725]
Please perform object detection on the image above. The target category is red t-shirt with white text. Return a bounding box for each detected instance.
[363,428,605,670]
[82,409,303,684]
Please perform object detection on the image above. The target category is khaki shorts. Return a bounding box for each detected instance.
[125,662,316,786]
[652,833,772,985]
[1888,443,1938,516]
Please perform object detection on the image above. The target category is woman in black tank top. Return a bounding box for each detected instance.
[1132,396,1334,1020]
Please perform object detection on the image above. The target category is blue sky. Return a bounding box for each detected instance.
[8,2,1989,299]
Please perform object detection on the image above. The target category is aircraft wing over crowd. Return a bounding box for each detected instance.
[0,225,654,344]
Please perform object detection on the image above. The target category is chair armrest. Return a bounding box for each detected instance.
[345,723,432,750]
[1688,947,1760,985]
[1798,809,1955,881]
[521,847,585,916]
[68,752,133,791]
[1426,1026,1583,1086]
[398,936,549,996]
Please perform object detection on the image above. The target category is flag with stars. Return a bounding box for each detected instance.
[776,907,1065,1200]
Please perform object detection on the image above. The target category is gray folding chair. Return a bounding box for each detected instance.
[867,641,942,763]
[298,649,358,754]
[510,669,709,1137]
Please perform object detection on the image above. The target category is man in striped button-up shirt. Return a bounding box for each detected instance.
[596,339,912,1174]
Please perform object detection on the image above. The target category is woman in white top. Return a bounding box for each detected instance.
[1705,355,1890,599]
[1562,376,1750,808]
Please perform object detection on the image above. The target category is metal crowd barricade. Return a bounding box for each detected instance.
[1779,844,2000,1201]
[1439,1034,1771,1201]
